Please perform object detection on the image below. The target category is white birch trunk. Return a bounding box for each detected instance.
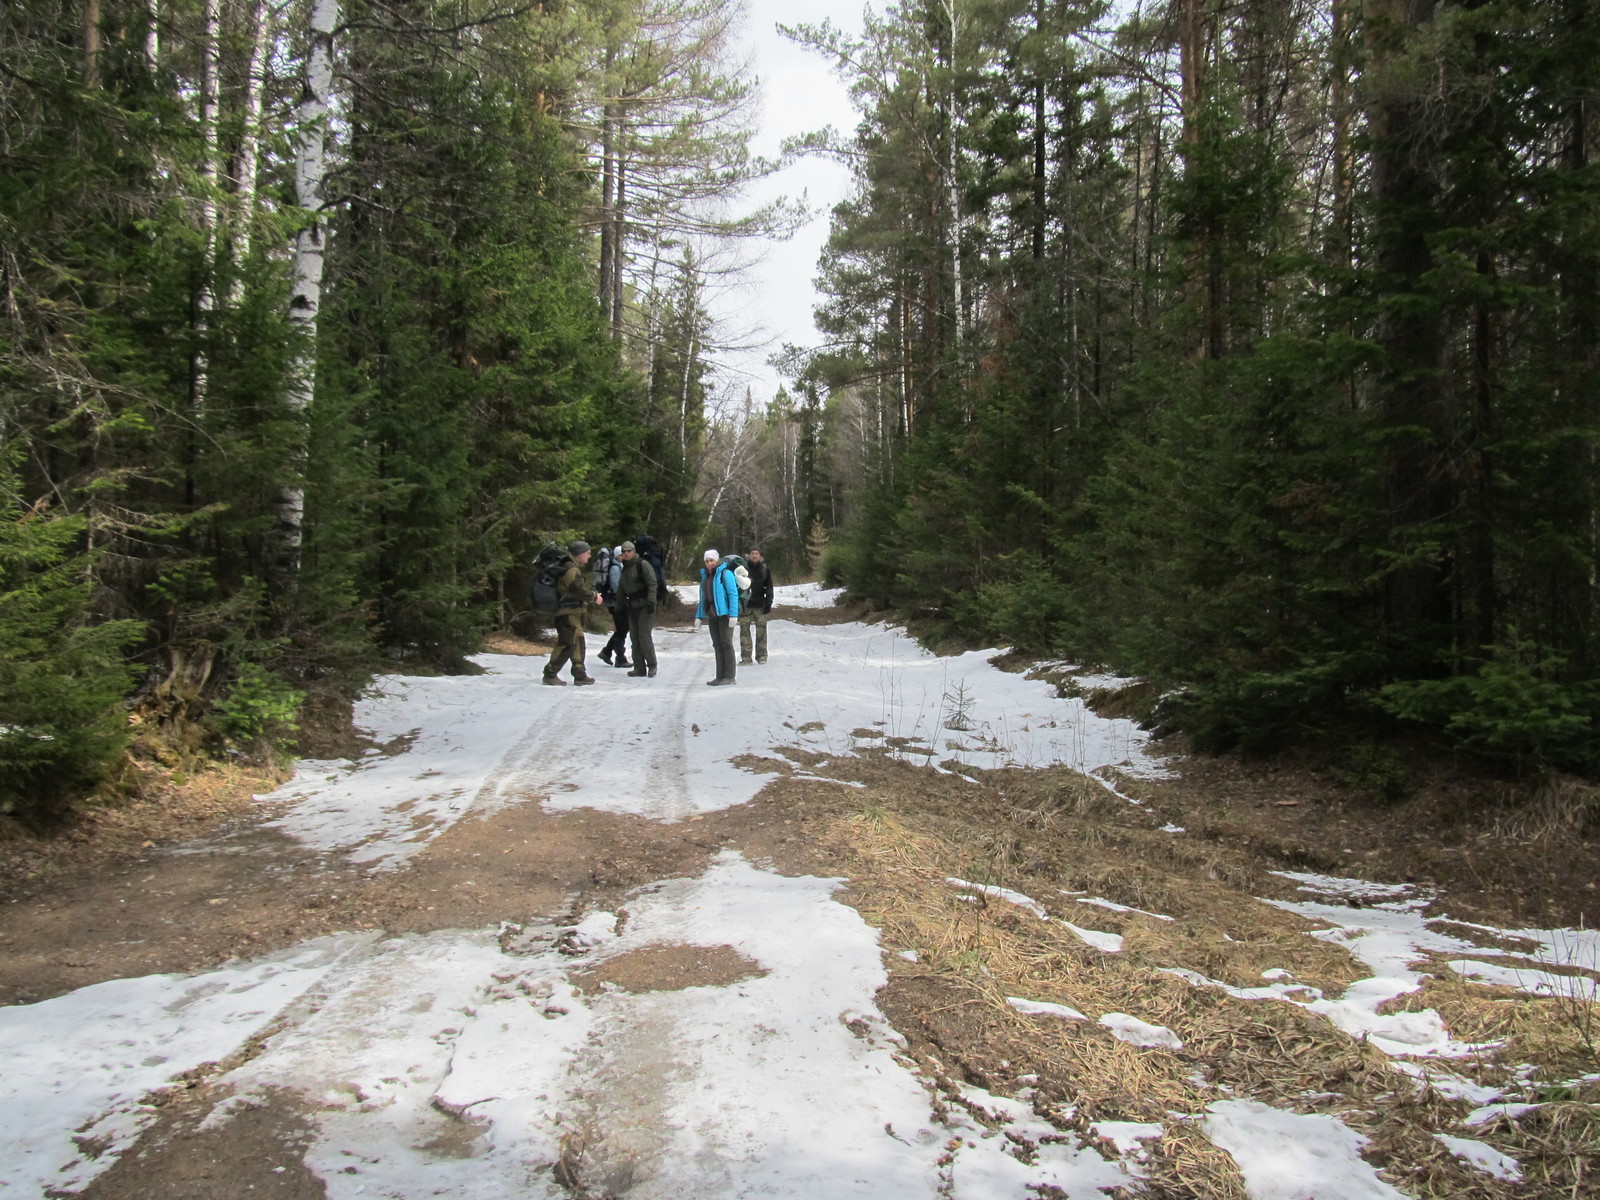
[230,0,274,277]
[699,400,754,542]
[278,0,340,571]
[146,0,159,73]
[193,0,221,412]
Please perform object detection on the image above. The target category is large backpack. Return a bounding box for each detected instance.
[721,554,752,610]
[633,533,668,603]
[531,543,567,615]
[591,545,615,600]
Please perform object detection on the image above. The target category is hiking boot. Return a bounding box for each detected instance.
[707,677,735,686]
[627,667,647,677]
[739,657,753,665]
[615,658,631,669]
[757,657,767,664]
[647,666,657,677]
[542,675,566,686]
[599,649,614,666]
[573,674,596,686]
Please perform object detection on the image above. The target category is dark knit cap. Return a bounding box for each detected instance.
[569,540,591,556]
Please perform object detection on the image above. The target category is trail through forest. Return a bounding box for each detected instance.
[1,588,1596,1200]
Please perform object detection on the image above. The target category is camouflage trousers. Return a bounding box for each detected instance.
[544,612,589,680]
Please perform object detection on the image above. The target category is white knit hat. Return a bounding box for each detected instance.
[704,548,719,560]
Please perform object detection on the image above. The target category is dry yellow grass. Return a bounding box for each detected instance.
[797,749,1597,1199]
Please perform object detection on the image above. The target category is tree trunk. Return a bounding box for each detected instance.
[1178,0,1208,146]
[231,0,273,274]
[1368,0,1452,641]
[611,153,627,337]
[278,0,341,576]
[83,0,100,88]
[192,0,221,418]
[598,87,615,324]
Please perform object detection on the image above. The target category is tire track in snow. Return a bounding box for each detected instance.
[471,636,699,823]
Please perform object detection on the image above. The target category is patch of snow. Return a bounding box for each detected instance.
[1201,1099,1408,1200]
[1058,922,1124,953]
[1435,1134,1522,1181]
[1388,1062,1503,1105]
[256,617,1166,871]
[1007,997,1088,1022]
[1445,959,1598,1002]
[1260,872,1592,1057]
[1092,1120,1164,1159]
[1071,895,1175,921]
[1098,1013,1182,1050]
[1463,1102,1542,1128]
[0,936,369,1194]
[1271,871,1415,902]
[945,878,1049,920]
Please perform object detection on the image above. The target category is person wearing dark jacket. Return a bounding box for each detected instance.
[599,547,631,669]
[543,541,601,685]
[615,541,659,677]
[738,547,774,664]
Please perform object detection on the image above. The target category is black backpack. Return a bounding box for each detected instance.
[633,533,668,602]
[531,543,567,615]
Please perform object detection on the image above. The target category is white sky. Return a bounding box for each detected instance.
[3,589,1594,1197]
[710,0,866,404]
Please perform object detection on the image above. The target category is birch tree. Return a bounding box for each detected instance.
[277,0,340,573]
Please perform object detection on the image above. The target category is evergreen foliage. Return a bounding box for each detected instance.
[799,0,1600,776]
[0,456,140,821]
[0,0,768,816]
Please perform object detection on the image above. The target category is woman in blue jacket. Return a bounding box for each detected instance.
[695,548,741,685]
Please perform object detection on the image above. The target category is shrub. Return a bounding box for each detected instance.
[1377,644,1599,774]
[209,660,305,756]
[0,466,142,822]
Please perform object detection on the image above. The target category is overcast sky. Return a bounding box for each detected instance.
[708,0,867,406]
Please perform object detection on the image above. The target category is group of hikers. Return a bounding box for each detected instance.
[534,538,775,687]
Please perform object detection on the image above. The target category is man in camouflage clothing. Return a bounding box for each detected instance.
[543,541,601,685]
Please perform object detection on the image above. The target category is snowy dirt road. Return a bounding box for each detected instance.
[3,587,1596,1199]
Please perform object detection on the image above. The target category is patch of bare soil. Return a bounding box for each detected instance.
[571,943,765,994]
[1113,743,1600,931]
[482,630,553,657]
[79,1091,325,1200]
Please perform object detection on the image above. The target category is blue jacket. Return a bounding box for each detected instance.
[696,562,741,618]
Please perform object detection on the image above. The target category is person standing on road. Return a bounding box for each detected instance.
[599,545,631,669]
[738,547,774,665]
[543,541,602,686]
[616,541,659,677]
[694,548,740,685]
